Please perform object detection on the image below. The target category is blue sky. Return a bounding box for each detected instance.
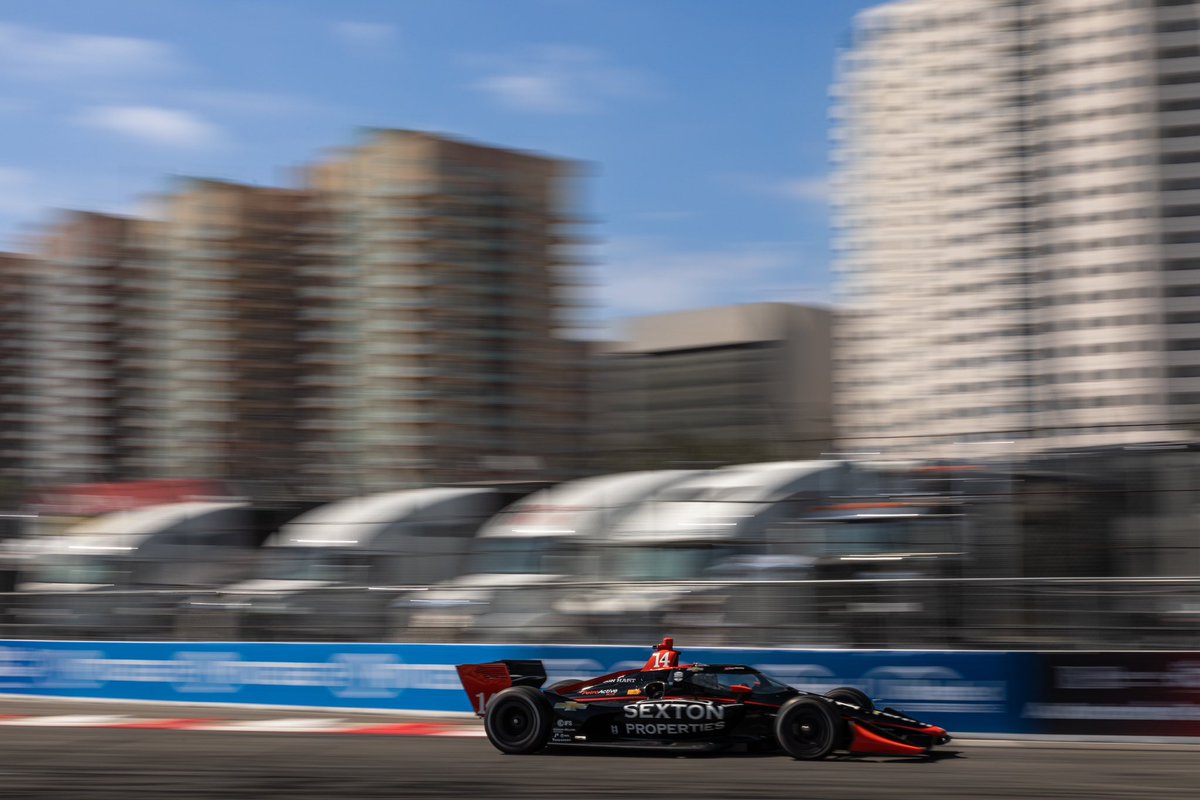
[0,0,878,329]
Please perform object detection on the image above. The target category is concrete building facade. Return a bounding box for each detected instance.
[302,130,586,493]
[835,0,1200,455]
[602,303,833,465]
[1,131,588,499]
[141,180,318,493]
[23,213,151,484]
[0,253,35,493]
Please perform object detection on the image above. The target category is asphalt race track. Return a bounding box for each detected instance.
[0,726,1198,800]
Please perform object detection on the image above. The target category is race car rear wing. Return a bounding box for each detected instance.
[455,659,547,716]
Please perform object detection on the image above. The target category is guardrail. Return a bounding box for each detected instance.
[0,639,1197,739]
[2,577,1198,650]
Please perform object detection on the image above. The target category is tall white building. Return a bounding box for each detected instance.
[835,0,1200,455]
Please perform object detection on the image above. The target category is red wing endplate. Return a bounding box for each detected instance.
[456,663,512,716]
[847,720,950,756]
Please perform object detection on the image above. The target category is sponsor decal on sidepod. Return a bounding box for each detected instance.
[621,701,726,735]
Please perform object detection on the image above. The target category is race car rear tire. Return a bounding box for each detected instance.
[824,686,873,711]
[484,686,553,755]
[775,697,844,760]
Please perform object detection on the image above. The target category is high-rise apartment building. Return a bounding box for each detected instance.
[303,130,585,493]
[0,253,35,491]
[143,179,317,493]
[835,0,1200,455]
[25,212,149,484]
[1,131,586,498]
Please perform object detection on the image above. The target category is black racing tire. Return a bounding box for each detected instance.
[483,686,552,755]
[775,696,845,760]
[824,686,873,711]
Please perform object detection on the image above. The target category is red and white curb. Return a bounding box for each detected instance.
[0,714,484,736]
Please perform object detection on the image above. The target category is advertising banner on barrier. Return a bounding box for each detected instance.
[1022,651,1200,738]
[0,640,1034,733]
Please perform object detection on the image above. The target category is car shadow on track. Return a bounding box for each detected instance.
[830,750,964,765]
[541,745,964,764]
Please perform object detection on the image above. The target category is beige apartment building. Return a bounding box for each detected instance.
[0,253,35,491]
[602,303,833,465]
[22,212,153,484]
[140,179,317,492]
[302,130,586,493]
[836,0,1200,456]
[2,130,587,498]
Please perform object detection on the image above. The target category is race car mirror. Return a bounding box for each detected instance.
[644,681,665,700]
[730,684,752,702]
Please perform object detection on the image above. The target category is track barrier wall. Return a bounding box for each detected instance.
[0,640,1197,737]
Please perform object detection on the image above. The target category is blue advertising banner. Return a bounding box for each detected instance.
[0,640,1033,733]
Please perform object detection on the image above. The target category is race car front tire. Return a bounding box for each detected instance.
[483,686,553,755]
[824,686,873,711]
[775,697,845,760]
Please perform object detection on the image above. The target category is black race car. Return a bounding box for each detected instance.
[456,638,950,759]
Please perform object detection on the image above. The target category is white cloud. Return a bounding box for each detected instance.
[0,166,37,215]
[637,210,696,222]
[182,89,322,118]
[0,97,29,115]
[775,176,830,204]
[333,21,397,48]
[472,45,652,114]
[595,237,829,324]
[75,105,224,149]
[0,22,178,82]
[479,73,578,114]
[723,173,831,209]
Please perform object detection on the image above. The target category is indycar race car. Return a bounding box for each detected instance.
[456,638,951,759]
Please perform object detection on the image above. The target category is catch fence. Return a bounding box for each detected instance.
[2,576,1197,650]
